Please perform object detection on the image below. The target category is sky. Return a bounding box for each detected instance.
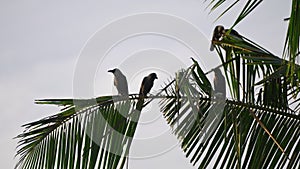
[0,0,291,168]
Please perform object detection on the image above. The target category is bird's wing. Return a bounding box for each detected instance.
[114,77,118,87]
[144,79,154,95]
[117,75,129,95]
[214,72,226,96]
[139,77,147,95]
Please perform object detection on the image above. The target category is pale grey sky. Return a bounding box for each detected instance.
[0,1,291,168]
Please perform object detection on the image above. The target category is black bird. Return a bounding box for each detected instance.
[210,25,242,51]
[139,73,158,97]
[210,25,225,51]
[213,68,226,99]
[108,68,129,96]
[212,25,225,41]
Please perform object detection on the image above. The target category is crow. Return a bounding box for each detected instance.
[213,68,226,99]
[210,25,242,51]
[108,68,129,96]
[139,73,158,97]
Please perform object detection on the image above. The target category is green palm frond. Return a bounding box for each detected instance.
[283,0,300,90]
[206,0,263,25]
[214,30,300,112]
[207,0,300,95]
[159,59,300,169]
[232,0,263,27]
[15,96,143,169]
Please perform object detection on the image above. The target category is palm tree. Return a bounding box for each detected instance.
[15,1,299,169]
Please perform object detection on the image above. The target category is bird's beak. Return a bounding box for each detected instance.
[155,76,158,79]
[108,70,113,73]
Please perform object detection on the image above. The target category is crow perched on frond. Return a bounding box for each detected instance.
[108,68,129,96]
[213,68,226,99]
[210,25,242,51]
[139,73,158,97]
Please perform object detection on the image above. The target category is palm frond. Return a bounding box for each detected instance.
[214,29,300,113]
[207,0,300,100]
[232,0,263,28]
[283,0,300,94]
[15,96,143,169]
[159,60,300,169]
[206,0,263,25]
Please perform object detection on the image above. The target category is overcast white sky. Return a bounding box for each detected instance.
[0,1,291,168]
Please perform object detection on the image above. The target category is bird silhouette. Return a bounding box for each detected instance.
[139,73,158,97]
[108,68,129,96]
[213,68,226,99]
[210,25,242,51]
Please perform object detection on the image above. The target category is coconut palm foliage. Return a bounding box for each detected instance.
[15,54,300,169]
[15,1,300,169]
[207,0,300,96]
[160,54,299,168]
[213,30,300,167]
[284,0,300,81]
[159,1,300,168]
[15,96,145,169]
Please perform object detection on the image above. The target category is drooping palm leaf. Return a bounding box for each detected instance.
[216,28,300,167]
[207,0,300,97]
[214,28,300,113]
[159,60,300,168]
[15,95,144,169]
